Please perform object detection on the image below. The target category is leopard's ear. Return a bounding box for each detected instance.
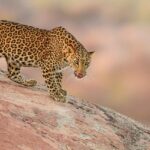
[89,51,95,56]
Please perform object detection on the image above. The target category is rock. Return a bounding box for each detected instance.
[0,69,150,150]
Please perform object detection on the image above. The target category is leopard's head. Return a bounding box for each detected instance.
[73,51,94,79]
[66,45,94,79]
[56,27,94,78]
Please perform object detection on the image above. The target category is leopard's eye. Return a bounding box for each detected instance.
[85,62,89,66]
[73,59,79,65]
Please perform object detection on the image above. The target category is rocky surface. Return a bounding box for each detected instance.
[0,69,150,150]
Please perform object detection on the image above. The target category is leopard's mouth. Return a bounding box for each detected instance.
[74,71,85,79]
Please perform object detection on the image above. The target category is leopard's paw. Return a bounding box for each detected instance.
[24,79,37,87]
[53,92,67,103]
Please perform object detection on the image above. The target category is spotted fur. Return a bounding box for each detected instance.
[0,20,94,102]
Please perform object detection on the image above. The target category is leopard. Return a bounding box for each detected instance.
[0,20,94,102]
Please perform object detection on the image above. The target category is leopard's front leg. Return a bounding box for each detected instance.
[55,72,67,96]
[42,69,67,102]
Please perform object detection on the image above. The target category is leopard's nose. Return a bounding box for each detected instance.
[74,71,86,79]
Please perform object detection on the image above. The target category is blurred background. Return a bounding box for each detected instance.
[0,0,150,125]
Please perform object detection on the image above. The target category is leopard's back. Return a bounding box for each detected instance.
[0,20,48,67]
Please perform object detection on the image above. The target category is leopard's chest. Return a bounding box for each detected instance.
[54,60,69,73]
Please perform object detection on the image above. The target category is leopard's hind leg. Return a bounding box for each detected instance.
[7,61,37,87]
[0,50,3,58]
